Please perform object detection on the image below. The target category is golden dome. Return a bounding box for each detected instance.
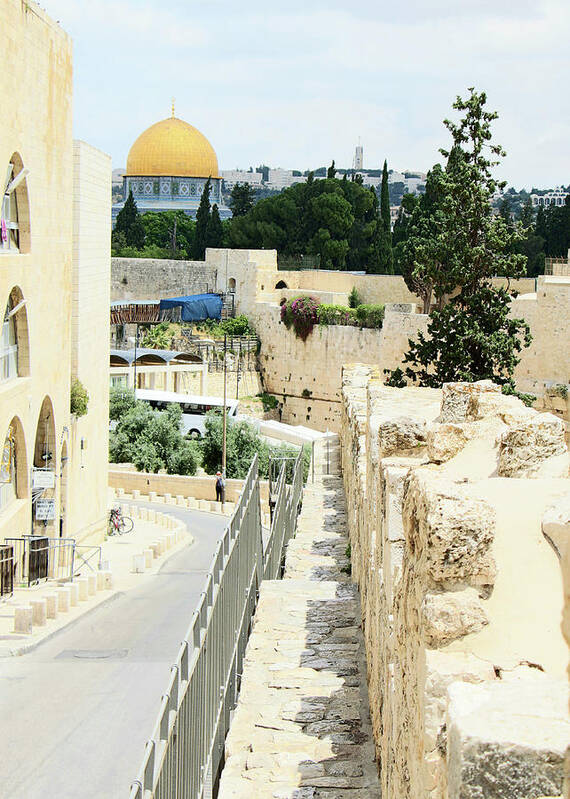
[126,116,219,178]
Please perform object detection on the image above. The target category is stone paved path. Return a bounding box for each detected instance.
[217,438,381,798]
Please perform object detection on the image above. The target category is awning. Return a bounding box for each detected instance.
[159,293,223,322]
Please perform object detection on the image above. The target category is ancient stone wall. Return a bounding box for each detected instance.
[340,368,570,798]
[254,303,428,432]
[111,257,217,301]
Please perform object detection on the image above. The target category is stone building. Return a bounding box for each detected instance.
[113,109,228,220]
[0,0,110,546]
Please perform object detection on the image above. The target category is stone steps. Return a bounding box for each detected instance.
[218,437,381,799]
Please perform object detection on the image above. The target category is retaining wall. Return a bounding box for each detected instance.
[340,366,570,798]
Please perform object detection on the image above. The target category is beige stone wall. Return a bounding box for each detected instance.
[0,2,110,547]
[513,276,570,394]
[340,369,570,798]
[66,141,111,544]
[252,302,428,431]
[108,468,269,505]
[0,1,73,542]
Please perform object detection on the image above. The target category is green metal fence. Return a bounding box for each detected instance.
[129,449,304,799]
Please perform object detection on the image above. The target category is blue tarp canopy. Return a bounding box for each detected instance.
[159,293,222,322]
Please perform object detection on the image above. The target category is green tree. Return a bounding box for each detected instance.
[378,160,393,273]
[193,178,211,259]
[394,88,531,392]
[398,165,453,312]
[229,183,256,217]
[207,203,223,248]
[114,191,145,248]
[109,387,136,421]
[109,400,200,475]
[327,160,337,179]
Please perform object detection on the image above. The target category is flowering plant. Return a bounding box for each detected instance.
[280,296,320,341]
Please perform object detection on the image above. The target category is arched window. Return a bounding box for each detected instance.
[0,287,30,382]
[0,417,27,510]
[275,280,288,290]
[228,278,236,292]
[1,154,30,254]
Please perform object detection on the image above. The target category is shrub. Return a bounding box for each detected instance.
[317,304,356,327]
[70,379,89,417]
[109,387,136,421]
[355,303,385,329]
[384,367,407,387]
[280,296,320,341]
[348,286,361,308]
[257,392,279,412]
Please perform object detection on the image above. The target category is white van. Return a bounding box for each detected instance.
[136,389,239,438]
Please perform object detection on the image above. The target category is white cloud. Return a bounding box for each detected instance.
[43,0,570,187]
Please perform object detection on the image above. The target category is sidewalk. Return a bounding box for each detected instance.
[0,503,193,657]
[217,437,381,798]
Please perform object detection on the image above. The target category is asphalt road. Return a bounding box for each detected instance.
[0,506,227,799]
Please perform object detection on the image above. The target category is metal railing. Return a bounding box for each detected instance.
[4,536,75,586]
[129,449,304,799]
[0,543,14,599]
[74,545,103,576]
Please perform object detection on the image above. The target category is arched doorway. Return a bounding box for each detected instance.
[31,397,56,535]
[228,278,236,292]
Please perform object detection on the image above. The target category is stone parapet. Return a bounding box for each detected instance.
[340,366,570,799]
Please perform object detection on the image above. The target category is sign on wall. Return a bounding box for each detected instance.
[35,498,56,521]
[32,469,55,489]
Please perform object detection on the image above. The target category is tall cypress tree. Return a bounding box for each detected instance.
[193,178,211,259]
[207,203,223,248]
[378,160,394,273]
[114,190,145,248]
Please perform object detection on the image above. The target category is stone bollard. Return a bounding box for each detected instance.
[30,598,47,627]
[131,554,145,573]
[139,506,148,522]
[101,570,113,590]
[68,582,79,607]
[166,533,176,549]
[143,549,153,569]
[148,491,157,503]
[147,509,156,523]
[77,577,89,602]
[87,574,97,596]
[224,501,236,516]
[176,495,185,506]
[132,489,141,500]
[96,571,106,591]
[164,493,172,504]
[187,497,198,509]
[45,593,58,620]
[149,542,160,559]
[198,499,210,512]
[56,586,71,613]
[14,606,33,634]
[116,487,125,498]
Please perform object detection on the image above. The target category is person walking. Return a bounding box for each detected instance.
[215,471,225,503]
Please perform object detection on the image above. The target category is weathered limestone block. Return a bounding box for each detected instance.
[421,588,488,647]
[378,416,428,457]
[542,494,570,799]
[439,380,500,423]
[498,413,568,478]
[403,472,496,588]
[427,423,470,463]
[446,676,569,799]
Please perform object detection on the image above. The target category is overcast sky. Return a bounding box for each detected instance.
[42,0,569,188]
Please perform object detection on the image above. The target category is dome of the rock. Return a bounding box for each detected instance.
[125,116,219,179]
[114,110,226,220]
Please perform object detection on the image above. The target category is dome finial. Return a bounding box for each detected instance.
[171,97,176,118]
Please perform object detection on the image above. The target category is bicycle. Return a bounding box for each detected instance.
[108,507,134,536]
